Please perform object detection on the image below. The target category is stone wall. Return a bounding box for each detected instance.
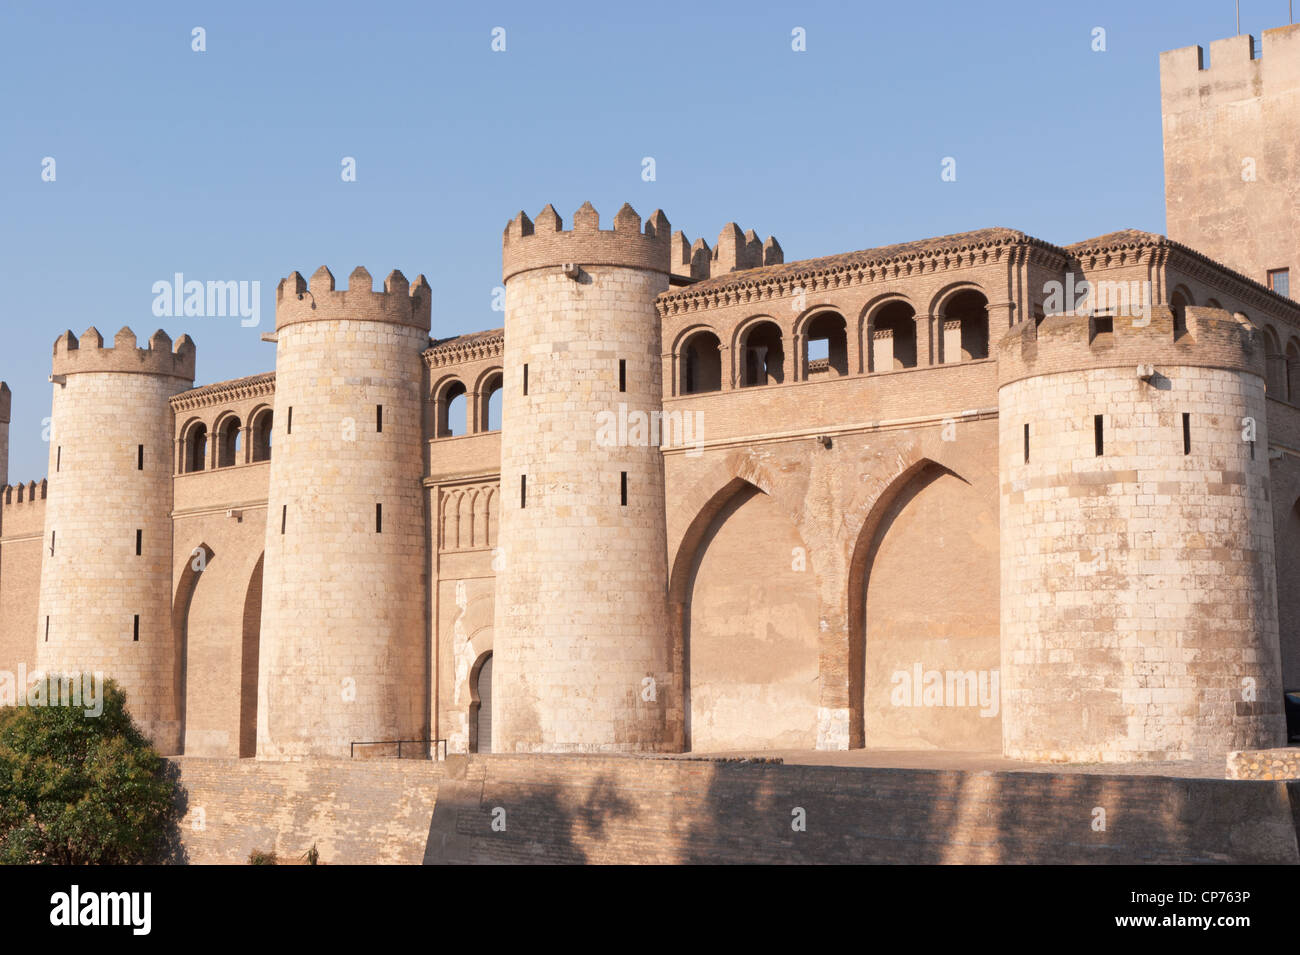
[1161,25,1300,289]
[170,753,1300,865]
[0,483,45,681]
[173,756,445,864]
[426,754,1300,864]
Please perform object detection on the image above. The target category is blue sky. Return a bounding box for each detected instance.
[0,0,1291,481]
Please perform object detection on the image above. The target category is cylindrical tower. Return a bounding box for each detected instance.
[494,201,679,753]
[36,327,195,753]
[257,266,430,759]
[998,304,1286,761]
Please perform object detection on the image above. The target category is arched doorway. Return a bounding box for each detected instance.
[470,651,493,754]
[679,481,819,751]
[850,462,1000,750]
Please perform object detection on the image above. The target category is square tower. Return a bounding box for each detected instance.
[1160,24,1300,295]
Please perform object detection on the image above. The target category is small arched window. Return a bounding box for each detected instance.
[437,380,468,437]
[184,423,208,473]
[803,311,848,378]
[940,290,989,362]
[216,416,242,468]
[740,321,784,387]
[251,409,273,462]
[680,330,722,394]
[870,302,918,371]
[480,372,503,432]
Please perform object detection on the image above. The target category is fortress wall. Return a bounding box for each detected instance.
[663,358,997,447]
[425,754,1299,865]
[662,415,1000,752]
[1161,24,1300,286]
[428,430,500,481]
[172,461,272,514]
[171,753,1300,865]
[432,545,495,755]
[172,756,446,865]
[171,504,268,757]
[999,309,1286,761]
[0,485,45,680]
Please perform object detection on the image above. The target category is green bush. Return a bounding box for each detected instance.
[248,849,278,865]
[0,675,179,864]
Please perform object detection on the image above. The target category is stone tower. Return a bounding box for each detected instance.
[35,328,196,753]
[493,201,679,753]
[1161,24,1300,291]
[257,267,431,759]
[997,304,1286,761]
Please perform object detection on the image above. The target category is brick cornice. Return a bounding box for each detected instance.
[169,372,275,412]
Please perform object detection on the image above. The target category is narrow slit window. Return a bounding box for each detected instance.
[44,616,49,642]
[376,502,383,533]
[280,504,287,535]
[56,447,61,472]
[1182,413,1191,455]
[287,407,293,435]
[523,364,529,396]
[620,471,628,506]
[1023,423,1030,464]
[619,359,626,393]
[520,474,527,508]
[376,404,383,433]
[133,614,139,642]
[1094,414,1104,456]
[137,444,144,471]
[135,529,142,556]
[50,530,55,555]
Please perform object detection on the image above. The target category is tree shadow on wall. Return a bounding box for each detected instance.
[160,760,191,865]
[425,759,638,865]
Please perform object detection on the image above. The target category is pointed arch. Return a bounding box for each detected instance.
[847,458,999,751]
[172,542,216,753]
[239,553,263,757]
[670,475,819,752]
[469,650,494,754]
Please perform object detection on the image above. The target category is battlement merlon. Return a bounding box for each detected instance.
[670,225,783,281]
[502,201,671,283]
[275,266,432,334]
[995,306,1264,389]
[0,382,10,423]
[1160,24,1300,112]
[2,479,46,506]
[51,327,196,382]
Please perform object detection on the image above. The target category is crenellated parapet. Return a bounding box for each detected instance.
[2,479,46,506]
[1,479,47,539]
[275,266,431,333]
[669,223,783,281]
[51,327,195,381]
[1160,24,1300,113]
[997,305,1264,389]
[501,201,671,282]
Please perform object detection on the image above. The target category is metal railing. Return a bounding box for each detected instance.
[349,738,448,760]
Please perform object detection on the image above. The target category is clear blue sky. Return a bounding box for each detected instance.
[0,0,1291,482]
